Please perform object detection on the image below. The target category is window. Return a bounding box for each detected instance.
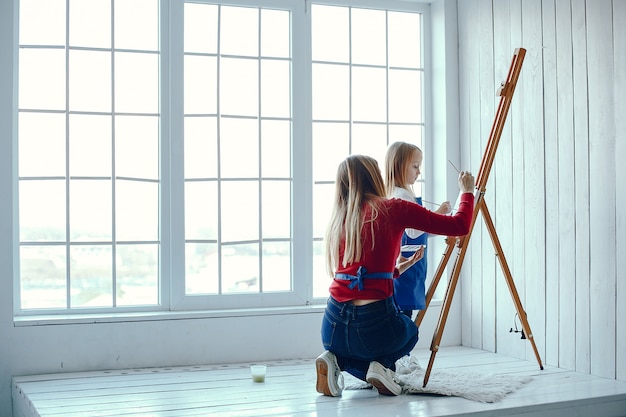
[15,0,428,315]
[310,4,426,298]
[17,0,160,311]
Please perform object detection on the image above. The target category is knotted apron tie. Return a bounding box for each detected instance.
[335,266,394,290]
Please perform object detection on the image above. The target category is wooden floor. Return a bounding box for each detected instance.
[12,346,626,417]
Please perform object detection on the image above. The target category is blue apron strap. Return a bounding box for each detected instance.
[335,265,394,290]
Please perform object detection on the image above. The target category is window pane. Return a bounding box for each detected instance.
[221,181,258,243]
[220,6,258,57]
[262,181,290,238]
[19,0,66,46]
[262,242,290,291]
[184,3,218,54]
[69,114,112,177]
[184,117,218,179]
[313,240,329,298]
[222,244,258,293]
[185,181,218,240]
[261,59,290,118]
[115,0,158,51]
[116,180,158,241]
[20,245,67,309]
[70,180,112,241]
[388,12,421,68]
[117,244,159,306]
[352,123,387,165]
[312,64,349,120]
[312,123,349,182]
[19,49,66,110]
[186,243,218,295]
[115,52,159,114]
[69,50,112,112]
[313,183,334,239]
[261,9,289,58]
[19,112,66,177]
[115,116,159,180]
[220,117,258,179]
[69,0,111,48]
[352,66,387,122]
[311,5,348,62]
[389,68,422,123]
[220,57,259,117]
[261,120,290,178]
[351,8,386,66]
[70,245,112,308]
[389,124,423,146]
[19,180,66,242]
[184,55,217,115]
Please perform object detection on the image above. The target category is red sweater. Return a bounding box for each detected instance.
[329,192,474,302]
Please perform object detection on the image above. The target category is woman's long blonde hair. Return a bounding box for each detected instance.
[384,141,421,196]
[324,155,387,276]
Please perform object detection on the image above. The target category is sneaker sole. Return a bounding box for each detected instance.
[315,358,335,396]
[366,373,401,396]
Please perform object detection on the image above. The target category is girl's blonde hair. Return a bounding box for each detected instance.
[324,155,387,277]
[384,141,422,196]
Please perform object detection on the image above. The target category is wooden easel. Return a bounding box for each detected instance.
[415,48,543,387]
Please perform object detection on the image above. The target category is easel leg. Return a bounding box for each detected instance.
[415,236,456,327]
[422,234,472,387]
[478,202,544,370]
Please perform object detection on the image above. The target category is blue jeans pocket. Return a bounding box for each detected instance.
[355,316,400,356]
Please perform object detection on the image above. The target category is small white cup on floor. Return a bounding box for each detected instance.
[250,365,267,382]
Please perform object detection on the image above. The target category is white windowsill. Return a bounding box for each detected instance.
[13,304,327,327]
[13,299,444,327]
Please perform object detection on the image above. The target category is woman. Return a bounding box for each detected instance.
[316,155,475,397]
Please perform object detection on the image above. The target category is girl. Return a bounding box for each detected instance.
[384,141,452,318]
[316,155,474,397]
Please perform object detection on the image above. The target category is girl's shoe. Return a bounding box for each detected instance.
[315,351,344,397]
[366,361,402,396]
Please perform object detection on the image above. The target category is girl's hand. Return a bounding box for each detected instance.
[396,246,425,275]
[435,201,451,215]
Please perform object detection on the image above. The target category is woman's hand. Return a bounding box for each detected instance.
[396,246,425,275]
[458,171,475,193]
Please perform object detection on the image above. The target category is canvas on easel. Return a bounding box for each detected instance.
[415,48,543,387]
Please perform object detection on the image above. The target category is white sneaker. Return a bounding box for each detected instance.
[366,361,402,396]
[315,351,344,397]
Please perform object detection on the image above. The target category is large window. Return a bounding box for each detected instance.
[15,0,427,315]
[310,3,425,298]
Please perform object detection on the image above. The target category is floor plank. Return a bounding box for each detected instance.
[12,347,626,417]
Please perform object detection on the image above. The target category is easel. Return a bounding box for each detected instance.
[415,48,543,387]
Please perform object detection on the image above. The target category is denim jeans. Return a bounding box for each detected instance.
[321,296,419,381]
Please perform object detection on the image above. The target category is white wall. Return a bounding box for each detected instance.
[456,0,626,381]
[0,1,462,415]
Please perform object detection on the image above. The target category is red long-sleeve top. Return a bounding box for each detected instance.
[329,192,475,302]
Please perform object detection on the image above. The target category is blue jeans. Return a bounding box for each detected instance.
[321,296,419,381]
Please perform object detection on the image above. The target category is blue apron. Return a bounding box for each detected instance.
[394,196,428,310]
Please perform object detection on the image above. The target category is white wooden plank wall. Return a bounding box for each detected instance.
[456,0,625,381]
[571,0,592,375]
[615,0,626,383]
[493,0,519,362]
